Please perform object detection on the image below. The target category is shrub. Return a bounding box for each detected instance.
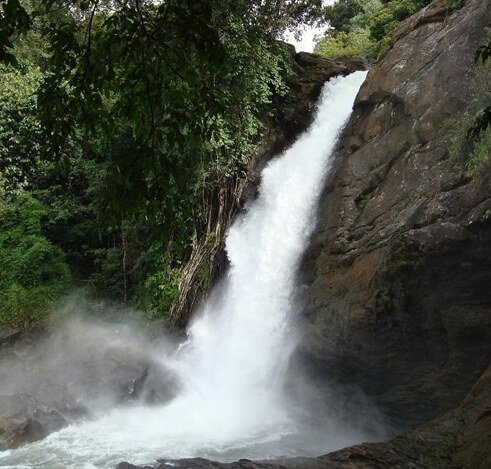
[448,112,491,175]
[134,267,181,320]
[448,59,491,175]
[315,28,376,58]
[0,65,44,191]
[0,191,71,328]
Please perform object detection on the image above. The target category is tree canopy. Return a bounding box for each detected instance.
[0,0,326,326]
[315,0,433,59]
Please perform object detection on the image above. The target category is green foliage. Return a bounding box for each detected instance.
[447,0,465,14]
[322,0,363,33]
[316,0,432,60]
[464,128,491,174]
[467,106,491,141]
[90,246,127,299]
[476,33,491,65]
[315,27,375,58]
[0,0,325,323]
[468,33,491,141]
[368,0,429,42]
[0,0,31,64]
[33,2,295,234]
[448,112,491,175]
[195,259,212,287]
[132,243,181,319]
[0,191,71,328]
[0,58,115,285]
[136,268,180,320]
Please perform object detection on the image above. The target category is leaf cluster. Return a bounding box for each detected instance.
[0,0,31,64]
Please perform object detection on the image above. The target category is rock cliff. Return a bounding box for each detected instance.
[299,0,491,429]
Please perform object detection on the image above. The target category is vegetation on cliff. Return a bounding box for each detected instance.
[315,0,490,175]
[449,35,491,175]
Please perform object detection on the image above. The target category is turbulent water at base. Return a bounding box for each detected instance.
[0,71,368,469]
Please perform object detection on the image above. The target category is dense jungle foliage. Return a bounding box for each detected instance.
[0,0,325,328]
[0,0,488,329]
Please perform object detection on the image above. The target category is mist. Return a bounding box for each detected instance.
[0,292,180,448]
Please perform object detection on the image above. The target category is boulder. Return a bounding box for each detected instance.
[0,329,21,346]
[129,362,179,404]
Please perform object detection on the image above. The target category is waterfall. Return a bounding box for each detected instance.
[0,71,368,469]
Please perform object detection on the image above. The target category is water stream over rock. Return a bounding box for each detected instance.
[0,71,368,469]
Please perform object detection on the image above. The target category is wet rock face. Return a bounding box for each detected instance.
[299,0,491,428]
[0,403,68,450]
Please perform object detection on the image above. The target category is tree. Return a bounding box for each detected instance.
[0,0,31,64]
[0,64,43,190]
[322,0,363,33]
[314,0,433,60]
[1,0,323,228]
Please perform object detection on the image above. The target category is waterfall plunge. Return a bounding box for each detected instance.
[0,71,368,469]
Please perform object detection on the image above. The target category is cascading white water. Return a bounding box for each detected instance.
[0,71,368,469]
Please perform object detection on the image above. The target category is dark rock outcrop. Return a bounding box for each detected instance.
[299,0,491,428]
[314,361,491,468]
[0,403,68,450]
[0,328,21,346]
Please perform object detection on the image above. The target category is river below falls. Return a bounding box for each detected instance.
[0,402,373,468]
